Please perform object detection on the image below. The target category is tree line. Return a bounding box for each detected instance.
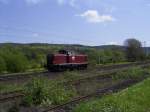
[0,38,149,73]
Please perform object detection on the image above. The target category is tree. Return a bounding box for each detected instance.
[99,49,125,64]
[3,52,29,73]
[0,56,6,73]
[124,38,145,62]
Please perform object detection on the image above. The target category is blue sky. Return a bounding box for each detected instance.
[0,0,150,46]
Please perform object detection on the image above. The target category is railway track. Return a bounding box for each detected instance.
[65,62,150,85]
[0,74,149,111]
[0,61,150,98]
[0,78,145,111]
[0,61,150,82]
[0,71,61,82]
[42,79,142,112]
[96,61,150,71]
[0,71,47,81]
[0,61,150,104]
[0,90,24,103]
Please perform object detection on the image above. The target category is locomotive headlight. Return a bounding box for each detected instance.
[72,56,75,61]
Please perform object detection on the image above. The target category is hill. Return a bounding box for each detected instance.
[1,43,149,52]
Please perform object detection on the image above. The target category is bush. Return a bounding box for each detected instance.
[0,56,6,73]
[112,67,146,80]
[48,81,76,105]
[4,52,29,73]
[22,77,50,106]
[8,104,19,112]
[22,77,76,106]
[99,49,126,64]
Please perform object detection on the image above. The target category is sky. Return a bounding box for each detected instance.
[0,0,150,46]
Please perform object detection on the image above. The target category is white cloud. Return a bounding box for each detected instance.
[78,10,115,23]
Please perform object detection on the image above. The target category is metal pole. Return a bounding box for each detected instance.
[99,55,101,64]
[143,41,146,56]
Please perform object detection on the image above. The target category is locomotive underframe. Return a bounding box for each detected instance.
[47,63,88,71]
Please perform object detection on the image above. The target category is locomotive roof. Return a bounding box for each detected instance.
[59,49,75,54]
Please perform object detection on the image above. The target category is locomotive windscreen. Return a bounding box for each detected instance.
[47,54,54,66]
[58,50,69,54]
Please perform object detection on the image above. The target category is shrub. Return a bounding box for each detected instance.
[22,77,49,106]
[22,77,76,106]
[48,81,76,105]
[112,67,145,80]
[0,56,6,73]
[8,104,19,112]
[4,52,29,73]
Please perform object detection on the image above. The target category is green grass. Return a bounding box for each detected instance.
[97,61,132,66]
[22,77,77,106]
[0,67,148,95]
[112,67,148,80]
[0,83,23,94]
[1,67,150,108]
[73,77,150,112]
[0,68,46,76]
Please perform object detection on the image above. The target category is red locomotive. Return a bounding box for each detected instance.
[47,50,88,71]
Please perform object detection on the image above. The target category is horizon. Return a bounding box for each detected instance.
[0,42,150,47]
[0,0,150,46]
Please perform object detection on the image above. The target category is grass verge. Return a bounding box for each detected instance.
[112,67,149,80]
[73,77,150,112]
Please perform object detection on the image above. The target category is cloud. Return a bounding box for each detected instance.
[78,10,115,23]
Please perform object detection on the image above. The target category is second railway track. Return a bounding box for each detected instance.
[41,79,143,112]
[0,61,150,82]
[0,90,24,103]
[0,77,146,111]
[0,61,150,103]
